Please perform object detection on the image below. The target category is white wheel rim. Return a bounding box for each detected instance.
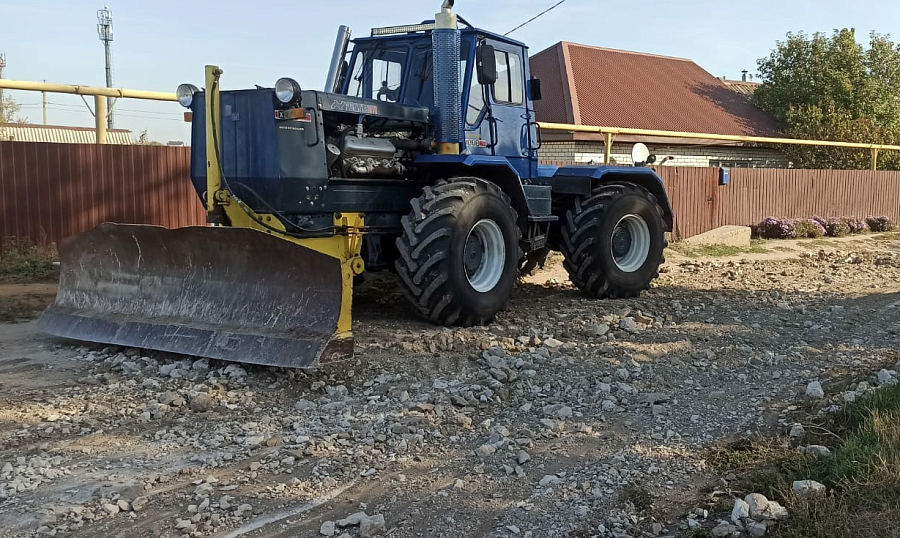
[611,214,650,273]
[464,219,506,293]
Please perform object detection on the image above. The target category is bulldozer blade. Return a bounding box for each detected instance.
[38,223,353,368]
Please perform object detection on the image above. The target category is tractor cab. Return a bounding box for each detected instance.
[332,23,541,177]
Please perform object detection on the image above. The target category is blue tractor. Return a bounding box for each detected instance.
[39,1,673,368]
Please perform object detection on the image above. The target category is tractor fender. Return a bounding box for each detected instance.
[414,154,530,228]
[537,165,674,231]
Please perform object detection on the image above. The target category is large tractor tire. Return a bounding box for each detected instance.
[396,178,521,326]
[561,183,666,299]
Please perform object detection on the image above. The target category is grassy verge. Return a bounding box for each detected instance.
[0,238,59,283]
[708,381,900,537]
[0,293,55,323]
[871,232,900,242]
[668,240,769,258]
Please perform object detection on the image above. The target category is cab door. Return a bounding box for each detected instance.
[464,40,534,178]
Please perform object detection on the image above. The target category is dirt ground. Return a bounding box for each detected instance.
[1,235,899,538]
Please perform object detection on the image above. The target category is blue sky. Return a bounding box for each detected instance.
[1,0,895,143]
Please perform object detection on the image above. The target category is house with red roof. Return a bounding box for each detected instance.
[531,42,787,168]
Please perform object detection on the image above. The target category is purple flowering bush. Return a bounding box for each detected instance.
[824,218,851,237]
[866,216,897,232]
[795,218,826,238]
[754,217,796,239]
[844,217,868,234]
[753,216,892,239]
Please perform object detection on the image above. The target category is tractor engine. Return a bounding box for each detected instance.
[186,88,432,222]
[338,136,404,177]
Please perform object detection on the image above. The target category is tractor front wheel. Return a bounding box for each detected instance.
[561,183,666,298]
[396,178,521,326]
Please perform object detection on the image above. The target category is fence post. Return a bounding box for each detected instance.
[94,95,107,144]
[604,132,613,165]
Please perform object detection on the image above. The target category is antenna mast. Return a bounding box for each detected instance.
[97,6,114,129]
[0,52,6,121]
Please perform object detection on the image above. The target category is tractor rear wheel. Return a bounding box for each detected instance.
[396,178,521,326]
[561,183,666,298]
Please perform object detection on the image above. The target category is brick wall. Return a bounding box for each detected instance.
[539,141,789,168]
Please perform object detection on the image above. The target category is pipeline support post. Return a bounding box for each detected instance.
[205,65,223,217]
[94,95,107,144]
[604,132,613,165]
[871,148,879,171]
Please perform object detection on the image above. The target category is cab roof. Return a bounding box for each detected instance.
[355,22,528,50]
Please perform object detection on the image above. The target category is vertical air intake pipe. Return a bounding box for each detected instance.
[325,25,352,93]
[432,0,462,155]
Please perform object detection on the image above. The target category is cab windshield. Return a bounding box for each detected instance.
[346,45,409,103]
[344,40,471,108]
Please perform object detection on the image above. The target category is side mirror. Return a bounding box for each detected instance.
[476,44,497,85]
[646,154,657,165]
[529,78,542,101]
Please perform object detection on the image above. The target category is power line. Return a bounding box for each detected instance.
[18,104,185,122]
[504,0,568,36]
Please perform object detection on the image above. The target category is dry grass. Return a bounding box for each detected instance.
[668,240,769,258]
[0,238,58,283]
[871,232,900,242]
[0,293,54,323]
[710,382,900,537]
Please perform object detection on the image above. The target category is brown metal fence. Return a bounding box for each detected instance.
[0,141,205,246]
[3,143,900,245]
[658,167,900,239]
[543,162,900,239]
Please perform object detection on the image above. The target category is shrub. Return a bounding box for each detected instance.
[844,217,868,234]
[825,218,852,237]
[866,216,897,232]
[0,238,59,282]
[754,217,796,239]
[795,218,826,238]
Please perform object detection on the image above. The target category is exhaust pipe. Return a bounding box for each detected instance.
[432,0,461,155]
[325,25,352,93]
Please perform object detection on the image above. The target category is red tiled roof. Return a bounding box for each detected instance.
[531,42,781,137]
[723,79,761,98]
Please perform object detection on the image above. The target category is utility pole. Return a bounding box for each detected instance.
[42,89,48,125]
[97,6,114,129]
[0,52,6,122]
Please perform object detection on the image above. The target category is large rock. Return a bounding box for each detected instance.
[793,480,826,497]
[744,493,770,518]
[800,445,832,458]
[806,381,825,399]
[190,393,211,412]
[711,523,738,537]
[761,501,789,521]
[359,514,386,537]
[682,226,751,248]
[731,498,750,522]
[337,512,368,527]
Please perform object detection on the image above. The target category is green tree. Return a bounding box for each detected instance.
[754,29,900,170]
[0,93,29,124]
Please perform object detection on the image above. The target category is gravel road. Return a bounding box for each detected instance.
[1,236,899,538]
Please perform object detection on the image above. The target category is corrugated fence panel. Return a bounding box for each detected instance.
[5,149,900,245]
[541,161,900,239]
[0,141,205,246]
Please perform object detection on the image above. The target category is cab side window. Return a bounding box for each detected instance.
[492,50,524,105]
[467,77,485,125]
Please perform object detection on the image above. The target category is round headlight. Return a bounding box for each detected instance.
[176,83,199,108]
[275,78,302,104]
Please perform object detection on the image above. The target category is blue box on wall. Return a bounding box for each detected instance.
[719,167,731,185]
